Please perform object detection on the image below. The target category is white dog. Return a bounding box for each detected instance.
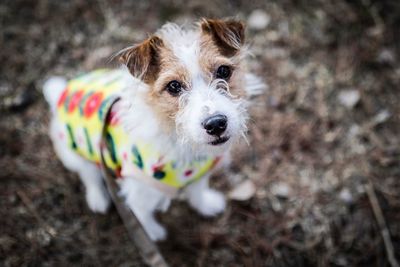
[43,18,264,241]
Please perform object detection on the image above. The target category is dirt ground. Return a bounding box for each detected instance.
[1,0,400,266]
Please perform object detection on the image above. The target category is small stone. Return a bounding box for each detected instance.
[373,110,390,125]
[348,124,360,137]
[335,255,349,266]
[271,198,283,212]
[248,10,270,30]
[339,188,353,204]
[271,182,291,198]
[37,228,52,247]
[73,32,85,46]
[229,180,256,201]
[338,89,360,108]
[377,48,396,65]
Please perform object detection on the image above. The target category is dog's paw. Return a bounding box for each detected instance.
[195,189,226,217]
[145,221,167,241]
[86,188,110,214]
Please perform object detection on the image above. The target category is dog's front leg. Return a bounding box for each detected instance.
[185,174,226,217]
[119,178,171,241]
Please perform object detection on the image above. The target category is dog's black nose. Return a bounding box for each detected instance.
[202,114,227,136]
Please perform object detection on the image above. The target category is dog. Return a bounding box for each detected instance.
[43,18,265,241]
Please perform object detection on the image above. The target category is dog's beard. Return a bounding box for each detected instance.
[175,79,248,157]
[118,76,248,164]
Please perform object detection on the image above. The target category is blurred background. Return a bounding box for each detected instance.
[1,0,400,266]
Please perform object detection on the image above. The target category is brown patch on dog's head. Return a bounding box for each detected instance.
[119,36,164,84]
[198,30,247,98]
[200,18,245,57]
[119,35,184,131]
[144,44,190,132]
[146,68,188,131]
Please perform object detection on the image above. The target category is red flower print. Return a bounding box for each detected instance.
[57,88,69,107]
[84,92,103,118]
[184,170,193,177]
[68,90,84,113]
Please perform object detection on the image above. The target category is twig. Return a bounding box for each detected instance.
[365,181,399,267]
[16,189,56,237]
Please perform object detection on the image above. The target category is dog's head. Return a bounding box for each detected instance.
[119,18,248,154]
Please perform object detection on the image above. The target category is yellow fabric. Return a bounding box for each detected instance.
[56,69,220,189]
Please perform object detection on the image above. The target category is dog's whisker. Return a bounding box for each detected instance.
[241,131,250,146]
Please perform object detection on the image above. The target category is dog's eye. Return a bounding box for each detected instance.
[216,65,232,80]
[166,80,182,96]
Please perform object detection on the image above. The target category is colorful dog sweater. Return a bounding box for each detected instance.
[55,69,220,196]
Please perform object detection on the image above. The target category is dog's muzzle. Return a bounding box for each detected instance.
[202,114,227,136]
[202,114,230,145]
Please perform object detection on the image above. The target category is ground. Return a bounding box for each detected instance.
[1,0,400,266]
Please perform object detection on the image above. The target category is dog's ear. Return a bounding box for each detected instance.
[201,18,245,57]
[119,36,164,84]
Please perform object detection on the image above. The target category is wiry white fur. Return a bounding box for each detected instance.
[44,21,265,241]
[156,23,199,51]
[175,78,248,156]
